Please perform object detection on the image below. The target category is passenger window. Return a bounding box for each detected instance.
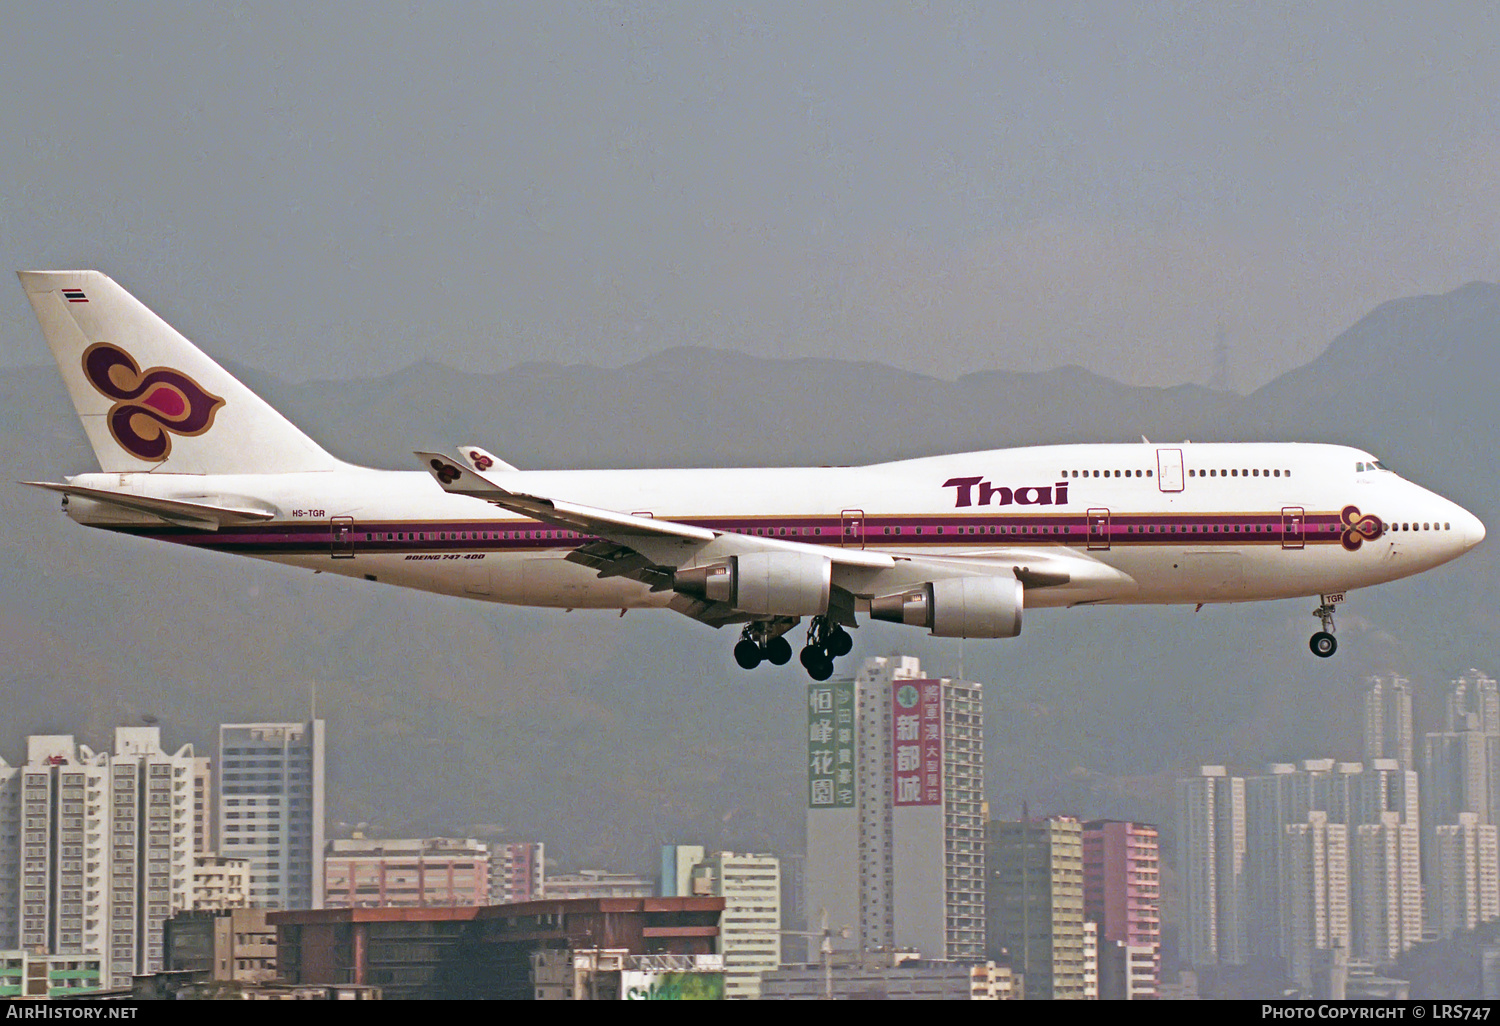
[1274,469,1280,477]
[1146,470,1153,477]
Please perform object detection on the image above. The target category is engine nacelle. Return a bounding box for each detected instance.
[869,576,1023,638]
[673,552,832,616]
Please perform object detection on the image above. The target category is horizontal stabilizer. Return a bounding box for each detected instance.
[24,481,275,531]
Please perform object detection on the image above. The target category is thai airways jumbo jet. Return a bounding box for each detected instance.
[18,271,1486,679]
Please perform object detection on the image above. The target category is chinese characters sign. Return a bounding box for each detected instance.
[808,681,855,808]
[892,680,943,806]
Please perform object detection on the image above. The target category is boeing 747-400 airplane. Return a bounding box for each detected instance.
[19,270,1486,679]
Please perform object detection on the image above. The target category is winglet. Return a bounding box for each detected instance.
[457,445,518,474]
[416,451,510,499]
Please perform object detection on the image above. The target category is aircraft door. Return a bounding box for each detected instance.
[331,516,355,558]
[1156,449,1185,492]
[841,509,865,549]
[1282,506,1306,550]
[1087,508,1111,551]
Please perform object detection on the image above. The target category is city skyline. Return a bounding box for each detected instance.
[5,661,1499,998]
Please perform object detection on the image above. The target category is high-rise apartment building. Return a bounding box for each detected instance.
[1363,675,1414,768]
[1082,820,1160,998]
[0,757,18,946]
[1431,813,1500,938]
[1348,759,1420,828]
[218,721,326,910]
[1423,731,1493,829]
[1239,759,1418,964]
[683,851,781,1001]
[805,655,985,960]
[8,729,196,988]
[1176,766,1247,966]
[490,841,545,904]
[1281,811,1350,993]
[324,838,492,908]
[1446,670,1500,734]
[986,816,1086,1000]
[1350,811,1422,964]
[191,854,251,909]
[191,757,214,858]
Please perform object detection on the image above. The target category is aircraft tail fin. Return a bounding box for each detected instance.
[18,270,346,474]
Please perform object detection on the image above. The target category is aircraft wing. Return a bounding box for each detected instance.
[415,453,1134,618]
[23,481,276,531]
[416,452,897,571]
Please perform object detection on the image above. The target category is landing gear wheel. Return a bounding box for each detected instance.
[765,635,793,665]
[804,648,840,681]
[1309,595,1340,658]
[734,638,763,669]
[827,627,853,657]
[795,614,854,678]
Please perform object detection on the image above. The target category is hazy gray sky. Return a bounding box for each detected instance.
[2,2,1497,389]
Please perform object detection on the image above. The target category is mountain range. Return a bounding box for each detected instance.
[3,281,1498,875]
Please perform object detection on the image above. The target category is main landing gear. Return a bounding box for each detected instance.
[734,622,794,670]
[1310,595,1340,658]
[733,615,854,680]
[799,616,853,682]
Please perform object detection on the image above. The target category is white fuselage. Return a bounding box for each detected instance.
[60,441,1483,616]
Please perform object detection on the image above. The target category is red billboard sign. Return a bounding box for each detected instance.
[892,679,942,806]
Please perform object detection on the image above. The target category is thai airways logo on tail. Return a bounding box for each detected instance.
[81,342,225,462]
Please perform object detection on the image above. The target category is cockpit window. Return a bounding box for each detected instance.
[1358,459,1391,472]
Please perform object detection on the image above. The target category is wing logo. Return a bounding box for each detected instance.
[81,343,225,462]
[468,450,494,471]
[1341,505,1384,551]
[430,459,463,484]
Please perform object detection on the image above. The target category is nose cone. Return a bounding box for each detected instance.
[1461,507,1487,552]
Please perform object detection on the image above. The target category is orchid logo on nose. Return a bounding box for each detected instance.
[1341,505,1384,551]
[81,343,224,462]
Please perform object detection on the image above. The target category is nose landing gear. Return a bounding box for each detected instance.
[1309,594,1340,658]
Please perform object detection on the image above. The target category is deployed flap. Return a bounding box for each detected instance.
[24,480,275,531]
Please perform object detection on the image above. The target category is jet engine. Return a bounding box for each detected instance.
[869,576,1023,638]
[673,552,832,616]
